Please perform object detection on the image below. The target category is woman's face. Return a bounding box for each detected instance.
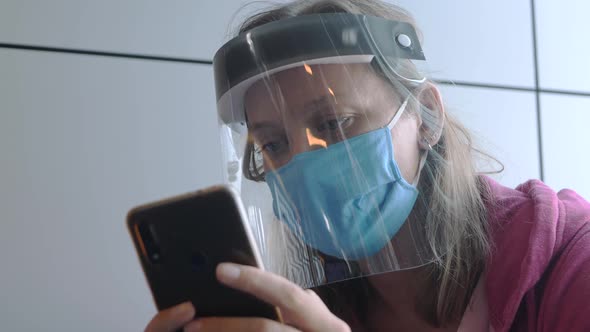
[244,63,423,183]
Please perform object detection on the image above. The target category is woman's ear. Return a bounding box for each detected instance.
[414,82,445,150]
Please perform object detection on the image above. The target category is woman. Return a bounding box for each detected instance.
[146,1,590,331]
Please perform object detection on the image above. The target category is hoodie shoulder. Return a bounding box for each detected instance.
[536,187,590,331]
[482,177,590,331]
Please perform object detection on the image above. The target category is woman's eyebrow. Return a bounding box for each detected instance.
[302,95,359,120]
[247,95,354,132]
[248,120,278,133]
[302,96,335,112]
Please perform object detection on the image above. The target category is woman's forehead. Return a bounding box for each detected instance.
[244,63,394,119]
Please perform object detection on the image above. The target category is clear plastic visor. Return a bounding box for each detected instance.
[214,13,440,292]
[219,60,438,289]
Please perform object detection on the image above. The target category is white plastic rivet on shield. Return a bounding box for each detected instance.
[342,28,358,46]
[396,34,412,48]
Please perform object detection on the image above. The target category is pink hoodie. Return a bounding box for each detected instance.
[485,177,590,331]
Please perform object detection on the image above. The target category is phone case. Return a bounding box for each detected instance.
[127,185,280,320]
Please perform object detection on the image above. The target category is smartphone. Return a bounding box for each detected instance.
[127,185,281,321]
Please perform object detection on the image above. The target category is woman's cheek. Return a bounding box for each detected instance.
[391,119,421,183]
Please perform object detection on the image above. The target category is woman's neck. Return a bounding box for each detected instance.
[364,266,461,332]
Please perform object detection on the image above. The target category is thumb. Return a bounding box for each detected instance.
[145,302,195,332]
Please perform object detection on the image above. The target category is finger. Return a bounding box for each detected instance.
[184,317,300,332]
[216,263,349,331]
[216,263,309,313]
[145,302,195,332]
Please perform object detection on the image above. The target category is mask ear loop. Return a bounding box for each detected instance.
[385,96,430,187]
[412,150,428,187]
[386,97,410,130]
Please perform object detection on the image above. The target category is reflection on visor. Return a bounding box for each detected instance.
[306,128,327,149]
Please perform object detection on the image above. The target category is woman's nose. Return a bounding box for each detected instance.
[288,127,328,156]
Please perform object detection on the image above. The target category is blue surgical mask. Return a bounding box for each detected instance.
[265,98,426,260]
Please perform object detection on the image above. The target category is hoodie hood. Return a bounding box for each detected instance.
[484,176,590,331]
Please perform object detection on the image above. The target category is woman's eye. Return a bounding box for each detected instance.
[262,142,280,152]
[316,117,351,132]
[259,139,287,155]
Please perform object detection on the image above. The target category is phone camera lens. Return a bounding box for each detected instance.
[151,252,161,261]
[138,221,163,264]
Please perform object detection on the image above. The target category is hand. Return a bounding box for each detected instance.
[144,263,351,332]
[144,301,195,332]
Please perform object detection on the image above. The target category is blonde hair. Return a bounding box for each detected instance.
[235,0,493,327]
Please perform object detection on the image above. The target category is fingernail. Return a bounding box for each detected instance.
[175,302,194,317]
[184,320,202,332]
[217,263,241,282]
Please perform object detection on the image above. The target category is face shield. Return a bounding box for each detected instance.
[214,13,437,290]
